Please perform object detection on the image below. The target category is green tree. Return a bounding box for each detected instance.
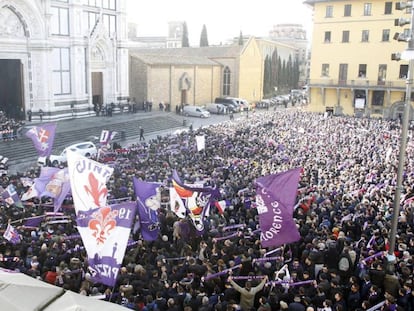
[238,31,244,45]
[200,24,209,47]
[277,57,282,90]
[287,55,293,88]
[263,55,272,96]
[271,49,279,93]
[293,57,300,89]
[182,22,189,47]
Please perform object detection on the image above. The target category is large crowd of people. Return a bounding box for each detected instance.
[0,108,413,311]
[0,110,25,141]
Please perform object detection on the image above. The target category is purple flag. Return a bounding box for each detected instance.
[76,201,137,287]
[34,167,71,212]
[25,123,57,157]
[2,184,23,208]
[23,215,45,229]
[133,177,162,241]
[255,168,302,248]
[99,130,117,145]
[171,170,220,233]
[3,224,21,244]
[256,167,302,215]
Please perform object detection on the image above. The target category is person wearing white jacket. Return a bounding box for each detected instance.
[228,274,268,311]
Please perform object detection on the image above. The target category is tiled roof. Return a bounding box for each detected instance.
[129,52,220,65]
[129,45,243,60]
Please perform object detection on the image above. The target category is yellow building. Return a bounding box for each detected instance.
[305,0,412,119]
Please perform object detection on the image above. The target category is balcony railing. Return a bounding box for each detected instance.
[308,78,406,89]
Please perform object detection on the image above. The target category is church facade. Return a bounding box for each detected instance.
[0,0,129,121]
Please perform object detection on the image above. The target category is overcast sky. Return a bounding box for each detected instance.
[126,0,313,45]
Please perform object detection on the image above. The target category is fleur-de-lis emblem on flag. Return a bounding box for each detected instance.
[88,206,118,244]
[84,172,108,208]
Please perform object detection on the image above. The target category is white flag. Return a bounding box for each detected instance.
[21,184,39,201]
[67,150,114,214]
[169,187,186,218]
[195,135,205,151]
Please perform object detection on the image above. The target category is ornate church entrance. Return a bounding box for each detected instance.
[0,59,24,120]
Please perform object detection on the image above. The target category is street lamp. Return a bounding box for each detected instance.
[388,1,414,271]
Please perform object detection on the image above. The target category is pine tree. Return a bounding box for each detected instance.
[200,24,209,47]
[182,22,189,47]
[263,55,271,96]
[287,55,293,89]
[293,57,300,89]
[271,49,279,93]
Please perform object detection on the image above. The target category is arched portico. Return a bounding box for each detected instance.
[389,101,414,121]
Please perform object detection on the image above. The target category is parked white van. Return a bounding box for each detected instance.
[231,98,250,110]
[182,105,210,118]
[205,103,226,114]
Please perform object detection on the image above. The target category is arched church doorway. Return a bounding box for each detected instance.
[92,72,103,113]
[0,59,24,120]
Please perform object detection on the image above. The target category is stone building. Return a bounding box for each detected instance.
[129,37,299,109]
[0,0,129,122]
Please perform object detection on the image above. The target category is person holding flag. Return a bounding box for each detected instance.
[67,150,136,287]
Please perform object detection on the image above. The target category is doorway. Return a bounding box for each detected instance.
[0,59,24,120]
[92,72,103,112]
[181,90,187,105]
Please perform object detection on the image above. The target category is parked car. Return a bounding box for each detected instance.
[205,103,226,114]
[255,99,272,109]
[271,95,290,107]
[182,105,211,118]
[231,97,250,111]
[38,141,98,167]
[214,97,240,112]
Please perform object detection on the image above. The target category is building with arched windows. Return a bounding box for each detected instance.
[129,37,298,108]
[0,0,129,122]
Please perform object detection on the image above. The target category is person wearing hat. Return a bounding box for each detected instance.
[228,274,268,311]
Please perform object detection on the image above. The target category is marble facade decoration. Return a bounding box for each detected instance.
[0,0,129,121]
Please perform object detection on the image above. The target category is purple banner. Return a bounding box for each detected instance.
[2,184,23,208]
[76,201,136,287]
[252,256,283,264]
[25,123,57,157]
[23,215,45,228]
[268,279,315,287]
[133,177,162,241]
[34,167,71,212]
[255,168,302,248]
[202,264,242,282]
[3,224,21,244]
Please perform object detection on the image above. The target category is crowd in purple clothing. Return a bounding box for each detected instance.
[1,109,414,311]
